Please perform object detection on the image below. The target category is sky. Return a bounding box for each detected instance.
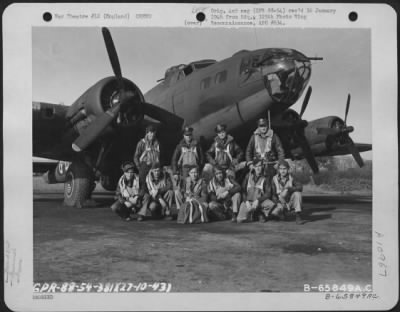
[33,27,372,158]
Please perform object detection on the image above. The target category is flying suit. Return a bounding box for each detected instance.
[171,139,205,179]
[176,177,209,224]
[207,175,241,221]
[271,173,303,213]
[145,168,174,217]
[245,128,285,177]
[206,135,243,170]
[111,174,149,219]
[237,171,276,222]
[134,137,161,186]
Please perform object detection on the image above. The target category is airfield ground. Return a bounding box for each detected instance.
[33,177,372,292]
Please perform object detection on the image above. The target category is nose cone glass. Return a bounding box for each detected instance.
[262,50,311,104]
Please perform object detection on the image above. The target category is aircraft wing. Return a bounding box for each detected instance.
[33,157,58,173]
[310,142,372,157]
[33,101,73,161]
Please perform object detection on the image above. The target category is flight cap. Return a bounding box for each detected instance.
[146,124,157,133]
[275,159,290,170]
[258,118,268,127]
[215,124,227,133]
[253,158,264,167]
[121,161,135,172]
[188,164,199,173]
[213,165,225,174]
[183,126,194,136]
[151,162,162,170]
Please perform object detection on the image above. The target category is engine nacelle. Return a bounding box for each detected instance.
[271,109,308,154]
[274,108,301,124]
[304,116,344,145]
[65,77,145,131]
[289,116,346,157]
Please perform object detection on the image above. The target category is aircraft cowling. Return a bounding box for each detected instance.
[65,76,145,131]
[304,116,345,146]
[290,116,351,157]
[273,109,303,126]
[271,109,308,149]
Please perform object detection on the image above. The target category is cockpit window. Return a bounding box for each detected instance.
[240,55,262,75]
[183,65,194,76]
[194,62,215,70]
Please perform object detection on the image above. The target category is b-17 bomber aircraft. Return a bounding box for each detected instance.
[33,27,371,207]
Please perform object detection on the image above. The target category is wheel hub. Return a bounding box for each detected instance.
[65,173,74,197]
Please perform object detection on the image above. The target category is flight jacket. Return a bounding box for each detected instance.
[171,139,205,174]
[206,135,244,169]
[245,129,285,163]
[271,174,303,203]
[241,172,272,203]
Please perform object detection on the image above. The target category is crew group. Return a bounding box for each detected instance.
[111,118,305,224]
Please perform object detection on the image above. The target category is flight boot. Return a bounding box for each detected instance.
[137,215,144,222]
[295,212,304,225]
[258,212,267,223]
[164,210,173,221]
[279,209,287,221]
[231,212,238,223]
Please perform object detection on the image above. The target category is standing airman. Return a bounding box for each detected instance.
[246,117,285,179]
[134,125,161,187]
[206,124,244,179]
[171,126,205,181]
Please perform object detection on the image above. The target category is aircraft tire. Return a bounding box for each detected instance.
[63,161,94,208]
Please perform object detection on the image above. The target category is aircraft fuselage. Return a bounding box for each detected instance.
[144,48,312,147]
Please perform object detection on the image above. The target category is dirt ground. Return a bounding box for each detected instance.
[33,178,372,292]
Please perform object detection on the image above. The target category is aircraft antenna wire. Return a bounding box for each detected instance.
[268,110,271,129]
[253,26,259,48]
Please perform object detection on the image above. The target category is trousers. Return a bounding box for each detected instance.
[238,199,277,222]
[276,191,302,212]
[209,192,241,215]
[138,163,152,188]
[110,194,149,219]
[147,190,174,217]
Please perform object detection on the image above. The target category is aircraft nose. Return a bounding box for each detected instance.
[263,54,311,105]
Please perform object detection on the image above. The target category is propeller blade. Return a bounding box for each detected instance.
[102,27,124,90]
[143,103,184,129]
[344,94,351,125]
[345,135,364,168]
[299,86,312,118]
[296,133,319,173]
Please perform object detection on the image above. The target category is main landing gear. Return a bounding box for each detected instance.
[63,161,95,208]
